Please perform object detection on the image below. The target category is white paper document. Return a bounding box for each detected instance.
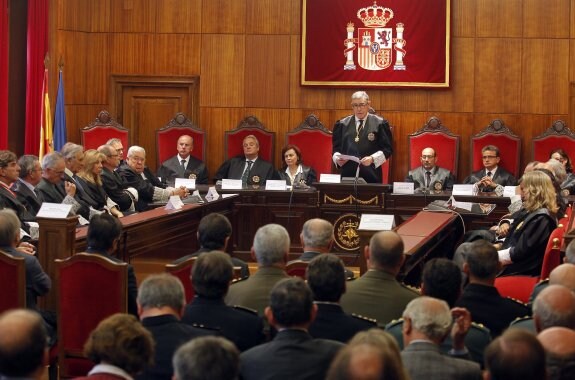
[503,186,517,198]
[338,154,361,164]
[393,182,414,194]
[175,178,196,189]
[37,203,73,219]
[265,180,287,191]
[452,184,475,196]
[222,179,243,190]
[320,174,341,183]
[358,214,395,231]
[165,196,184,210]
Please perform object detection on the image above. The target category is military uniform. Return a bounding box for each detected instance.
[308,302,376,343]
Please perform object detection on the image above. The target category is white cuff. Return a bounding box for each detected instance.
[372,151,385,168]
[498,248,512,264]
[332,152,341,166]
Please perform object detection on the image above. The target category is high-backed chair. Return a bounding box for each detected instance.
[532,120,575,163]
[0,249,26,312]
[165,256,197,304]
[494,276,539,304]
[285,260,309,279]
[81,110,129,150]
[408,116,460,175]
[156,112,206,168]
[286,114,332,178]
[225,116,275,162]
[540,227,564,280]
[56,253,128,378]
[470,119,521,179]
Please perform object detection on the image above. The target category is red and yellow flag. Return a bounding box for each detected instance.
[39,68,53,159]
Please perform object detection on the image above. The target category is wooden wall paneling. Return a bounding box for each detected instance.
[570,39,575,82]
[570,83,575,131]
[85,33,110,104]
[152,34,202,75]
[390,111,425,183]
[246,0,291,35]
[290,0,301,35]
[55,31,88,104]
[66,105,108,145]
[429,37,475,113]
[109,0,155,33]
[521,39,569,115]
[201,0,246,34]
[57,0,90,31]
[380,89,430,112]
[523,0,570,38]
[572,0,575,38]
[516,114,555,169]
[244,108,291,168]
[154,0,202,34]
[451,0,476,38]
[474,38,522,114]
[475,0,522,38]
[245,35,290,109]
[89,0,111,32]
[440,112,476,181]
[110,33,155,75]
[200,35,245,107]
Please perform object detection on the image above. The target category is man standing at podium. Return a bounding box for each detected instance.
[405,147,454,191]
[332,91,393,183]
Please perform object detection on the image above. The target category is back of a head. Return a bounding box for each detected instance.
[0,309,47,378]
[0,209,21,247]
[538,327,575,380]
[173,336,239,380]
[421,258,462,307]
[465,239,499,280]
[87,213,122,252]
[565,239,575,265]
[549,263,575,291]
[306,253,346,302]
[198,213,232,250]
[84,313,154,376]
[402,296,451,342]
[301,218,333,249]
[269,277,313,328]
[533,284,575,331]
[484,328,546,380]
[137,273,185,312]
[192,251,233,299]
[369,231,404,270]
[253,224,290,266]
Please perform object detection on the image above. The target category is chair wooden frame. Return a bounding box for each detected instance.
[470,119,521,178]
[224,116,276,162]
[165,256,197,304]
[0,249,26,311]
[531,120,575,163]
[285,260,309,279]
[81,110,130,150]
[156,112,206,167]
[286,114,333,177]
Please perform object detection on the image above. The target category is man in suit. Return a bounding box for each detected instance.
[401,297,482,380]
[484,329,546,380]
[332,91,393,183]
[406,147,455,191]
[214,134,275,187]
[173,337,240,380]
[106,137,125,166]
[0,151,36,230]
[532,284,575,332]
[537,327,575,380]
[463,144,517,192]
[98,144,137,212]
[172,212,249,279]
[340,231,419,326]
[240,278,344,380]
[136,273,213,380]
[84,213,138,317]
[59,143,93,219]
[117,146,187,211]
[455,240,530,337]
[0,309,49,380]
[225,224,290,315]
[306,254,376,342]
[157,134,208,186]
[181,251,264,352]
[11,155,43,217]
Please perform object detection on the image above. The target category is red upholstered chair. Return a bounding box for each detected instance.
[0,249,26,312]
[81,110,129,150]
[286,114,333,178]
[494,276,539,304]
[540,227,565,280]
[225,116,275,162]
[532,120,575,163]
[408,117,460,175]
[285,260,309,279]
[156,112,206,168]
[165,257,197,304]
[56,253,128,378]
[470,119,521,178]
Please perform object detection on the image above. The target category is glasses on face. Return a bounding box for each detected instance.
[482,155,497,160]
[130,156,145,163]
[351,103,368,108]
[421,155,435,159]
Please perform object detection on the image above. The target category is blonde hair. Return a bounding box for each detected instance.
[78,149,106,185]
[521,170,558,214]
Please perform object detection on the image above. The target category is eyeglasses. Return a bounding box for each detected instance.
[482,155,497,159]
[351,103,368,108]
[130,156,145,163]
[421,155,435,159]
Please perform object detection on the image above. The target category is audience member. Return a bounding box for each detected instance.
[564,238,575,264]
[326,329,409,380]
[532,284,575,332]
[0,151,36,229]
[173,336,239,380]
[225,224,289,314]
[214,135,275,186]
[538,326,575,380]
[276,144,316,187]
[78,313,154,380]
[240,278,344,380]
[405,147,454,191]
[181,251,264,351]
[11,155,44,217]
[340,231,419,326]
[172,213,249,279]
[157,135,208,186]
[463,144,517,192]
[306,254,375,343]
[421,258,462,307]
[483,328,546,380]
[136,273,212,380]
[106,138,125,165]
[60,143,92,219]
[530,263,575,304]
[85,213,138,316]
[401,297,481,380]
[98,144,137,212]
[0,309,48,380]
[455,240,530,337]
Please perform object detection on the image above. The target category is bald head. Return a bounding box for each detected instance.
[565,239,575,264]
[538,327,575,357]
[533,284,575,331]
[301,218,333,251]
[549,263,575,291]
[0,310,47,378]
[367,231,404,271]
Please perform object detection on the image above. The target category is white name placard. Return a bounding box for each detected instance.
[393,182,414,194]
[221,179,243,190]
[452,184,475,196]
[37,203,73,219]
[175,178,196,189]
[503,186,518,198]
[358,214,395,231]
[265,180,287,191]
[165,196,184,210]
[320,174,341,183]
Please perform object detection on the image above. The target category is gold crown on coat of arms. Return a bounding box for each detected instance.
[356,1,394,27]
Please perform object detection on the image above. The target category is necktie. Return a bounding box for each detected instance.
[180,159,186,175]
[487,171,492,177]
[425,171,432,188]
[357,119,364,133]
[241,161,253,185]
